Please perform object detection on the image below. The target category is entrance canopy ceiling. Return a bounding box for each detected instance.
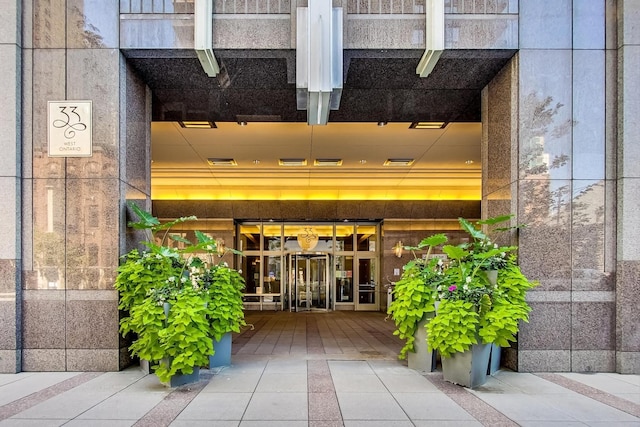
[124,49,516,201]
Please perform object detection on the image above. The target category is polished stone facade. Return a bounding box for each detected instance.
[0,0,637,373]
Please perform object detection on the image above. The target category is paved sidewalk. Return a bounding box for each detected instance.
[1,312,638,426]
[0,359,638,426]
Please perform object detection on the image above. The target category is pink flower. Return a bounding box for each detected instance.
[448,285,457,292]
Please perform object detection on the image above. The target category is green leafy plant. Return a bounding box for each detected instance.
[387,234,447,359]
[115,202,245,384]
[415,215,537,358]
[426,299,480,357]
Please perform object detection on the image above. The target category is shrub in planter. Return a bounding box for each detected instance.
[387,234,447,360]
[116,203,244,384]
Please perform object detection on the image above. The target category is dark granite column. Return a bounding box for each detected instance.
[0,0,23,373]
[484,1,620,372]
[21,1,150,371]
[615,0,640,374]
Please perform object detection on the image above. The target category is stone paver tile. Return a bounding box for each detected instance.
[309,421,344,427]
[264,360,307,374]
[174,392,251,421]
[76,392,166,420]
[332,374,386,393]
[516,422,587,427]
[392,392,476,421]
[309,392,341,421]
[9,390,113,420]
[0,420,67,426]
[559,373,639,394]
[377,372,439,393]
[474,394,581,423]
[202,373,262,393]
[328,361,374,375]
[411,421,482,427]
[255,373,307,393]
[539,393,640,423]
[485,372,565,394]
[0,373,83,407]
[343,420,413,427]
[336,392,408,421]
[238,422,307,427]
[65,421,136,427]
[170,421,239,427]
[242,392,308,421]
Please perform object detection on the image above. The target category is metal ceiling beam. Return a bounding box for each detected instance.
[416,0,444,78]
[296,3,343,125]
[195,0,220,77]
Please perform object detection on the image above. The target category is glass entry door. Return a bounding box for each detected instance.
[287,253,330,311]
[356,257,378,311]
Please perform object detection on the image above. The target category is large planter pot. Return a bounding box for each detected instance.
[167,366,201,387]
[487,343,501,375]
[209,332,232,368]
[159,358,201,387]
[441,342,491,388]
[407,316,436,373]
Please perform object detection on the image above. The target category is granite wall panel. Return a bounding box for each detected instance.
[33,0,66,48]
[572,302,615,351]
[0,300,17,350]
[65,299,119,349]
[519,350,571,372]
[22,295,65,349]
[22,349,65,371]
[519,302,571,351]
[65,178,119,290]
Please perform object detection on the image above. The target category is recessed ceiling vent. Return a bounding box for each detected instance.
[314,159,343,166]
[207,158,237,166]
[384,159,415,166]
[279,159,307,166]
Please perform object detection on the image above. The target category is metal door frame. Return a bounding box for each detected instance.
[287,252,331,312]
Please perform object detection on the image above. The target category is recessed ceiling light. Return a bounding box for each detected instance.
[465,160,474,165]
[179,121,216,129]
[384,159,415,166]
[237,121,248,126]
[207,158,237,166]
[359,159,367,164]
[314,159,343,166]
[253,160,260,165]
[409,121,446,129]
[279,158,307,166]
[377,121,387,127]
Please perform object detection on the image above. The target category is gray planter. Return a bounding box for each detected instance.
[487,343,501,375]
[407,316,436,373]
[441,342,491,388]
[209,332,232,368]
[168,367,200,387]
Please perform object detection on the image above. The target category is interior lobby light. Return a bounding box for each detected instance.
[279,158,307,166]
[237,121,248,126]
[409,122,446,129]
[393,241,404,258]
[179,121,216,129]
[377,121,387,127]
[384,159,415,166]
[314,159,343,166]
[207,158,237,166]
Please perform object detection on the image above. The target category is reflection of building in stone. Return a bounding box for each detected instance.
[31,148,118,290]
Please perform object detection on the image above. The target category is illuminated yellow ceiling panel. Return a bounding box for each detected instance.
[151,122,482,201]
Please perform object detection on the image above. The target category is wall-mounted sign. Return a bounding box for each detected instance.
[48,100,92,157]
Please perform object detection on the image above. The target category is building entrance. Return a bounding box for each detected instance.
[287,253,330,311]
[238,221,380,312]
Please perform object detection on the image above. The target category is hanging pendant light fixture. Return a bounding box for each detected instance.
[297,227,319,251]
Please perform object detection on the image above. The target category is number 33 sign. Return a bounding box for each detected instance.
[48,100,92,157]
